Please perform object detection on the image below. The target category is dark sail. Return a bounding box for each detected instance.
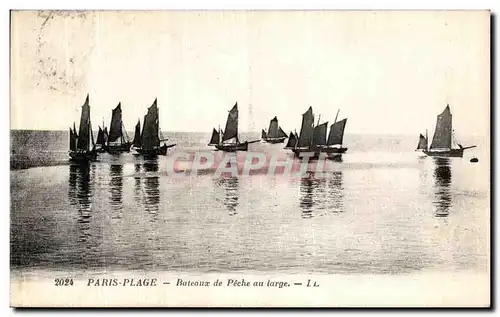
[261,129,267,139]
[108,103,123,143]
[416,134,428,150]
[132,120,141,148]
[285,131,297,148]
[313,122,328,146]
[327,118,347,146]
[209,128,220,145]
[222,103,239,142]
[430,105,452,150]
[141,99,160,150]
[297,107,314,148]
[77,94,91,151]
[267,117,279,138]
[278,127,288,138]
[96,127,105,145]
[69,127,77,151]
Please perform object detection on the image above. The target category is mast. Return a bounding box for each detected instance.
[334,109,340,124]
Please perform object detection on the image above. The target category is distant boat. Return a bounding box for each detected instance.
[470,157,479,163]
[95,126,107,153]
[105,103,132,153]
[208,127,223,146]
[262,117,288,144]
[134,98,176,156]
[289,107,348,159]
[416,104,476,157]
[209,102,259,152]
[69,94,98,161]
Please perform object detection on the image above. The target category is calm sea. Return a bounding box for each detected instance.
[10,130,490,275]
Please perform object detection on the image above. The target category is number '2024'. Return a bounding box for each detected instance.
[54,278,74,286]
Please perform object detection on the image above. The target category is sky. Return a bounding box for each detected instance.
[10,10,490,137]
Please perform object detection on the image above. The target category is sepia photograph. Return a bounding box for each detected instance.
[9,9,490,307]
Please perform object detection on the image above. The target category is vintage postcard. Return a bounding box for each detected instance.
[10,10,490,307]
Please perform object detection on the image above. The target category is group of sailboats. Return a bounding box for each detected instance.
[69,95,176,161]
[69,95,477,162]
[285,106,348,159]
[207,103,348,159]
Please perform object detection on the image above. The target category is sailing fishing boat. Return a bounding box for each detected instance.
[261,116,288,143]
[209,102,259,152]
[134,98,176,156]
[69,94,98,161]
[416,104,476,157]
[323,110,348,153]
[208,128,223,146]
[290,107,348,159]
[95,126,107,153]
[105,103,132,153]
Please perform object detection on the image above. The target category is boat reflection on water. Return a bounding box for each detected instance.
[133,163,142,200]
[109,164,123,218]
[299,171,344,218]
[329,171,344,213]
[132,159,160,219]
[214,176,239,215]
[142,161,160,217]
[299,174,319,218]
[432,157,452,217]
[68,162,94,244]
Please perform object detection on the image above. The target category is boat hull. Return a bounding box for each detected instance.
[105,142,132,153]
[69,150,98,161]
[423,149,464,158]
[291,147,348,159]
[135,144,176,157]
[214,142,249,152]
[262,137,287,144]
